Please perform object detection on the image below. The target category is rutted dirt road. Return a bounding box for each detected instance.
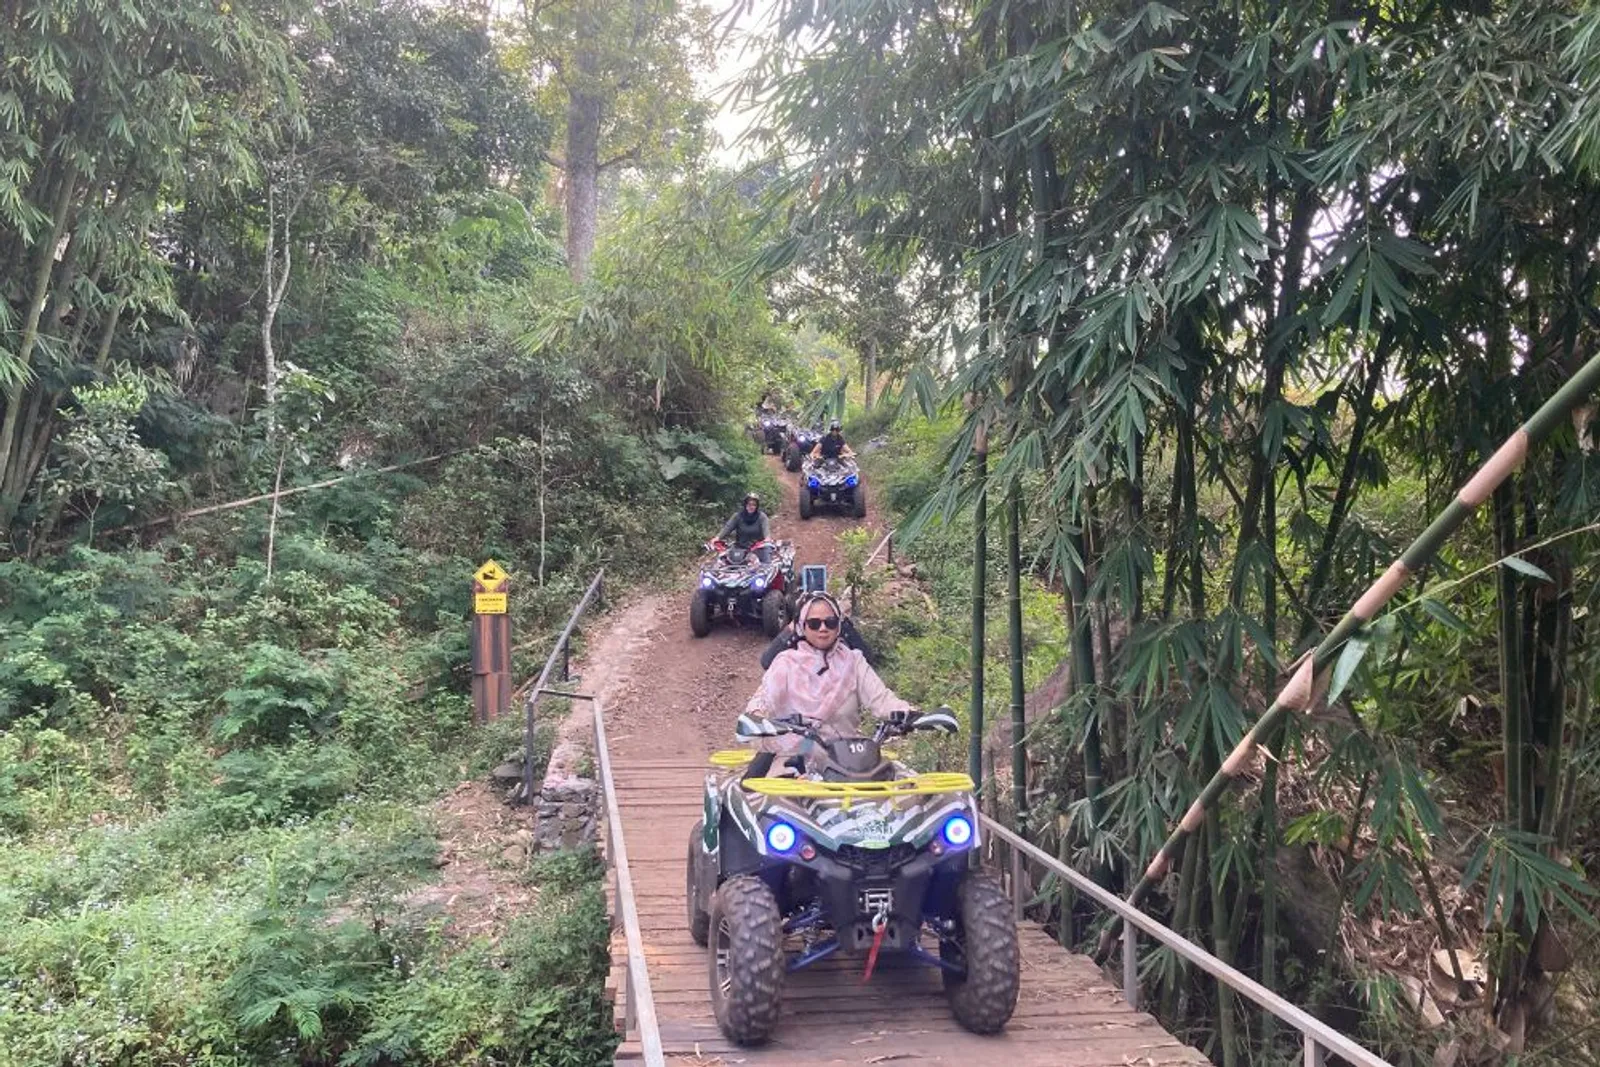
[589,454,883,765]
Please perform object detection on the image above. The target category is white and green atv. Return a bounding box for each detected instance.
[684,709,1020,1045]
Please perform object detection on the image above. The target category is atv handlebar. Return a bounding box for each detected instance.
[737,706,959,748]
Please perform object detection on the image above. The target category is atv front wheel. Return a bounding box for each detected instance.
[761,590,786,637]
[798,488,813,520]
[708,876,784,1044]
[689,592,712,637]
[940,870,1020,1034]
[686,821,710,946]
[852,483,868,519]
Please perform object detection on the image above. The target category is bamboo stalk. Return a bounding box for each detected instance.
[1008,486,1026,838]
[970,435,989,794]
[1096,350,1600,962]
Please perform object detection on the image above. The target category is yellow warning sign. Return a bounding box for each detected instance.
[474,592,508,614]
[474,559,508,587]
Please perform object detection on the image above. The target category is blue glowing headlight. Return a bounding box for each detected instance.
[941,814,974,848]
[845,474,858,487]
[765,821,798,854]
[808,478,820,490]
[700,575,714,589]
[750,576,766,592]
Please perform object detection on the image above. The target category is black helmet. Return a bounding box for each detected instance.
[829,419,842,432]
[744,492,760,507]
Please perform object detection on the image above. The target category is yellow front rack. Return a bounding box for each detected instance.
[742,772,975,799]
[708,748,901,768]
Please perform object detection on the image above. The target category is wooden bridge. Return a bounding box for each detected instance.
[530,563,1395,1067]
[604,753,1208,1066]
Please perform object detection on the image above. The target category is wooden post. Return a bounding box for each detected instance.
[471,559,512,724]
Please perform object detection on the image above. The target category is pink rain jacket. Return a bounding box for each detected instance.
[743,642,913,755]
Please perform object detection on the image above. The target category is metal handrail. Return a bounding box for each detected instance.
[521,568,606,804]
[592,695,666,1067]
[980,817,1393,1067]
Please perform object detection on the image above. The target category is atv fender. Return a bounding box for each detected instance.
[701,776,723,853]
[718,805,770,880]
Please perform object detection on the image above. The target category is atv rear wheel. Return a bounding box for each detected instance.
[708,876,784,1045]
[761,590,786,637]
[784,447,800,472]
[798,488,813,520]
[686,821,710,946]
[940,871,1020,1034]
[852,483,868,518]
[689,592,712,637]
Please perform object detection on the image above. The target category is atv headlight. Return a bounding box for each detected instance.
[845,474,858,487]
[700,576,715,589]
[765,821,798,854]
[941,814,974,848]
[808,478,820,490]
[750,576,766,592]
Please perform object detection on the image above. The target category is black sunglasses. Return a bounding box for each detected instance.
[803,616,841,632]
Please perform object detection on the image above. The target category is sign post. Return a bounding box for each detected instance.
[471,559,512,725]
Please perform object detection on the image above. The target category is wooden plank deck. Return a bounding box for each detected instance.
[605,758,1208,1066]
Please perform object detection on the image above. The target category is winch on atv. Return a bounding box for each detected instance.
[689,540,797,638]
[685,708,1021,1045]
[798,456,867,519]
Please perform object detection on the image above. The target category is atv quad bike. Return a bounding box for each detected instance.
[798,456,867,519]
[782,426,822,472]
[685,710,1020,1045]
[689,540,797,638]
[758,414,791,455]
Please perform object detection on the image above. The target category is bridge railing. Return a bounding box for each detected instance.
[520,568,606,804]
[592,693,666,1067]
[980,817,1394,1067]
[517,567,663,1066]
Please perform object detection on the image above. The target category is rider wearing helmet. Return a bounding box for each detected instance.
[810,420,853,462]
[743,591,911,763]
[719,492,773,563]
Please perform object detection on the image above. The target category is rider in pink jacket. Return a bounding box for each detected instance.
[743,591,912,759]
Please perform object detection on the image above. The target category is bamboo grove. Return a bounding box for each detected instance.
[740,0,1600,1060]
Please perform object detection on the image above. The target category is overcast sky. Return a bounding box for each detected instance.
[700,0,777,165]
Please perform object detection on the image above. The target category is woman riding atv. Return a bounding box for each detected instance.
[743,591,910,769]
[718,493,773,563]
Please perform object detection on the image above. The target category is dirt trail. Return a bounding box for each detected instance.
[408,455,876,942]
[598,454,883,764]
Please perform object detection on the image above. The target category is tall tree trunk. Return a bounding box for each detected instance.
[0,163,79,525]
[260,177,298,425]
[564,6,603,283]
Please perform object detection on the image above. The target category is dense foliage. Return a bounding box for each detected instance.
[0,1,798,1063]
[743,0,1600,1061]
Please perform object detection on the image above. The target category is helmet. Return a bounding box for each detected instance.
[829,420,842,432]
[744,492,760,507]
[792,590,844,637]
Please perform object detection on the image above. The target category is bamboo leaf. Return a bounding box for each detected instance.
[1501,555,1552,582]
[1327,632,1370,704]
[1419,596,1471,633]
